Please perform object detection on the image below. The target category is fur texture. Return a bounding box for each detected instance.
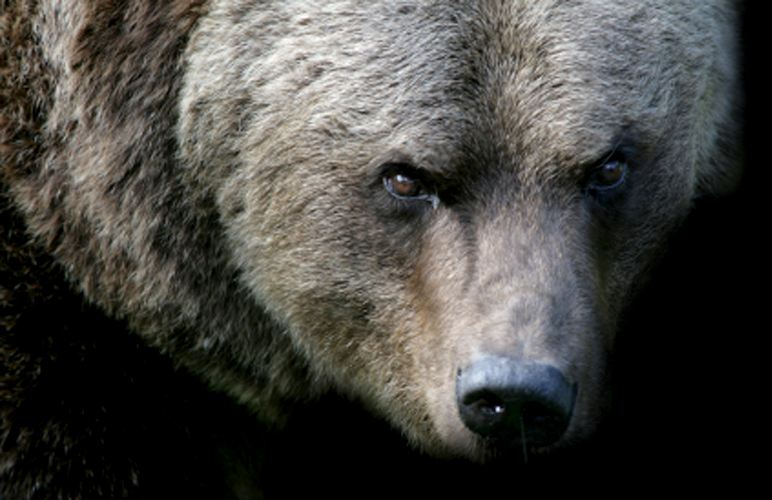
[2,0,743,497]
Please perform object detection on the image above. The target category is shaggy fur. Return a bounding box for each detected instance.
[2,0,742,497]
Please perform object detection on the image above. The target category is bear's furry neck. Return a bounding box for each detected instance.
[0,0,316,425]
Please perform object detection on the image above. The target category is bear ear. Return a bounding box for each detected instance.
[693,17,744,198]
[692,55,744,198]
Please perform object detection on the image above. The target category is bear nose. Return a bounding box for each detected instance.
[456,357,577,448]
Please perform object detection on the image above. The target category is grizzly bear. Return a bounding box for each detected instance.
[1,0,744,497]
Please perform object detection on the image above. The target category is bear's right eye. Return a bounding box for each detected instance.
[382,165,439,209]
[385,171,426,198]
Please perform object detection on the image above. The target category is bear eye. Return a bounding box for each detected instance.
[379,162,440,210]
[384,171,426,199]
[591,159,628,191]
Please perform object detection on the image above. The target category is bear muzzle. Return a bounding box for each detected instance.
[456,356,577,449]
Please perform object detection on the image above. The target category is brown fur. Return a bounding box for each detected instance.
[2,0,742,495]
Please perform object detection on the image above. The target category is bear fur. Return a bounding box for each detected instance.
[1,0,745,497]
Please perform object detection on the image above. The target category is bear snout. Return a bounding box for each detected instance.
[456,357,577,449]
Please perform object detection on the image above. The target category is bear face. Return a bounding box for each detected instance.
[177,1,741,460]
[3,0,741,466]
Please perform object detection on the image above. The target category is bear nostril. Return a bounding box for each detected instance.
[461,391,508,428]
[456,357,577,448]
[473,395,506,416]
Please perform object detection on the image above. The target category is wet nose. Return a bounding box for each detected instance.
[456,357,576,447]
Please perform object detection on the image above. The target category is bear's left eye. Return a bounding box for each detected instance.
[590,159,628,191]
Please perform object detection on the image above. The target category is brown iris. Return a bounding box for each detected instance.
[595,160,627,189]
[384,171,425,198]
